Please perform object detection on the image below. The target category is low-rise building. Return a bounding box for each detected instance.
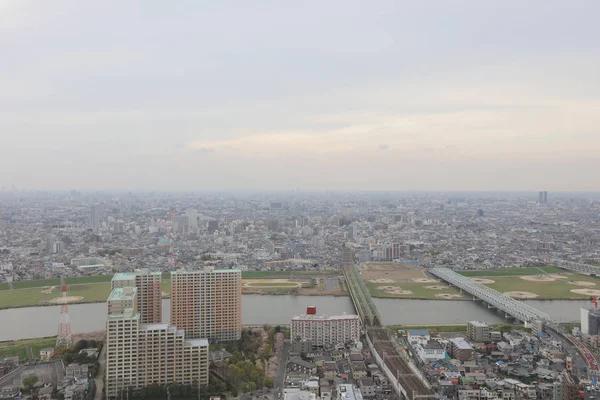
[449,337,474,362]
[467,321,491,342]
[288,357,317,375]
[358,378,376,398]
[407,330,430,346]
[291,307,360,347]
[415,340,447,363]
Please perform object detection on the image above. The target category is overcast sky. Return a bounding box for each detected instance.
[1,0,599,192]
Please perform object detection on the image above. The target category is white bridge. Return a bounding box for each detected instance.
[430,268,551,324]
[552,259,600,275]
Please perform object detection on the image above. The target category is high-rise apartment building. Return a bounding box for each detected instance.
[170,267,242,341]
[90,204,100,232]
[105,287,208,399]
[112,270,162,324]
[291,307,361,347]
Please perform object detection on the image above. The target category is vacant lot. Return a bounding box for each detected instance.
[459,266,561,277]
[361,262,429,283]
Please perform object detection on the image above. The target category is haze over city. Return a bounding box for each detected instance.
[1,0,599,191]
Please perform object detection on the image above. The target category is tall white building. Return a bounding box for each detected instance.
[105,286,208,399]
[90,205,100,232]
[186,209,198,231]
[291,307,360,347]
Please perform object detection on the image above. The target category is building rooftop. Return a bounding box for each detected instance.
[468,321,490,327]
[292,314,360,321]
[337,384,363,400]
[450,337,473,350]
[185,338,210,347]
[112,272,137,281]
[408,329,430,336]
[107,287,137,302]
[171,267,241,275]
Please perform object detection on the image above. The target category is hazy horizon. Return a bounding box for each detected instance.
[1,1,599,191]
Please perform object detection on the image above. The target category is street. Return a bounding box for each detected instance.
[276,340,290,395]
[94,344,106,400]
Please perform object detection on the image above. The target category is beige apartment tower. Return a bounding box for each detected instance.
[170,267,242,341]
[112,269,162,324]
[105,288,208,399]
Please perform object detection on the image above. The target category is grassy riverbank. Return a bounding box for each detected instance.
[0,271,341,309]
[0,336,57,362]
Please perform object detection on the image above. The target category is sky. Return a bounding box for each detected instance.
[1,0,599,192]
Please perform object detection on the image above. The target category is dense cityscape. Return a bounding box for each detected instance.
[0,191,599,400]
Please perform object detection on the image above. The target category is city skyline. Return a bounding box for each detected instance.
[1,1,599,191]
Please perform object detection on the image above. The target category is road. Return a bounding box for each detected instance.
[275,340,290,395]
[94,344,106,400]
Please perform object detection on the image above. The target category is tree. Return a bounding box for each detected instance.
[22,375,39,390]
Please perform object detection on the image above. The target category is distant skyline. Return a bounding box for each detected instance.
[1,1,599,191]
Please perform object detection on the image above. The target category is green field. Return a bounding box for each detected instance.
[244,282,299,287]
[0,282,113,308]
[458,266,561,277]
[387,324,467,333]
[0,337,56,362]
[367,282,463,299]
[0,283,8,290]
[66,275,113,284]
[12,278,62,289]
[241,270,338,279]
[482,274,600,299]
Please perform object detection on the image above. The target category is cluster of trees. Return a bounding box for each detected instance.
[22,375,39,391]
[121,380,225,400]
[213,328,278,394]
[61,339,102,366]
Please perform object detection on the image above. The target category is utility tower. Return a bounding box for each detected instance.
[56,282,72,348]
[167,210,176,270]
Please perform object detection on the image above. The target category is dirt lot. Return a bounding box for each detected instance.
[361,262,429,282]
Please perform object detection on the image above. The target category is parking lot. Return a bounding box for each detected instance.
[0,360,64,388]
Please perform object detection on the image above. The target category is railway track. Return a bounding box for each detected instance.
[367,327,434,398]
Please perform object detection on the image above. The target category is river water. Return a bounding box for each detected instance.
[0,296,585,341]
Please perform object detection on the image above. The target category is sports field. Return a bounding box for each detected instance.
[366,281,463,299]
[458,266,561,277]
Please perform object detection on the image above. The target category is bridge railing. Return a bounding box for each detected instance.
[431,268,550,323]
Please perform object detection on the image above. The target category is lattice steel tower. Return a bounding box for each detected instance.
[56,282,73,348]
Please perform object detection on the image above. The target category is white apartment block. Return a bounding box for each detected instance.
[105,288,208,399]
[291,308,360,347]
[170,267,242,341]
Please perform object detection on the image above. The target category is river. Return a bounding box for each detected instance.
[0,296,586,341]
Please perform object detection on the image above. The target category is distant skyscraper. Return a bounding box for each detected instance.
[476,209,484,217]
[538,191,548,204]
[170,267,242,341]
[207,220,219,233]
[186,209,198,231]
[111,270,162,324]
[90,204,100,232]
